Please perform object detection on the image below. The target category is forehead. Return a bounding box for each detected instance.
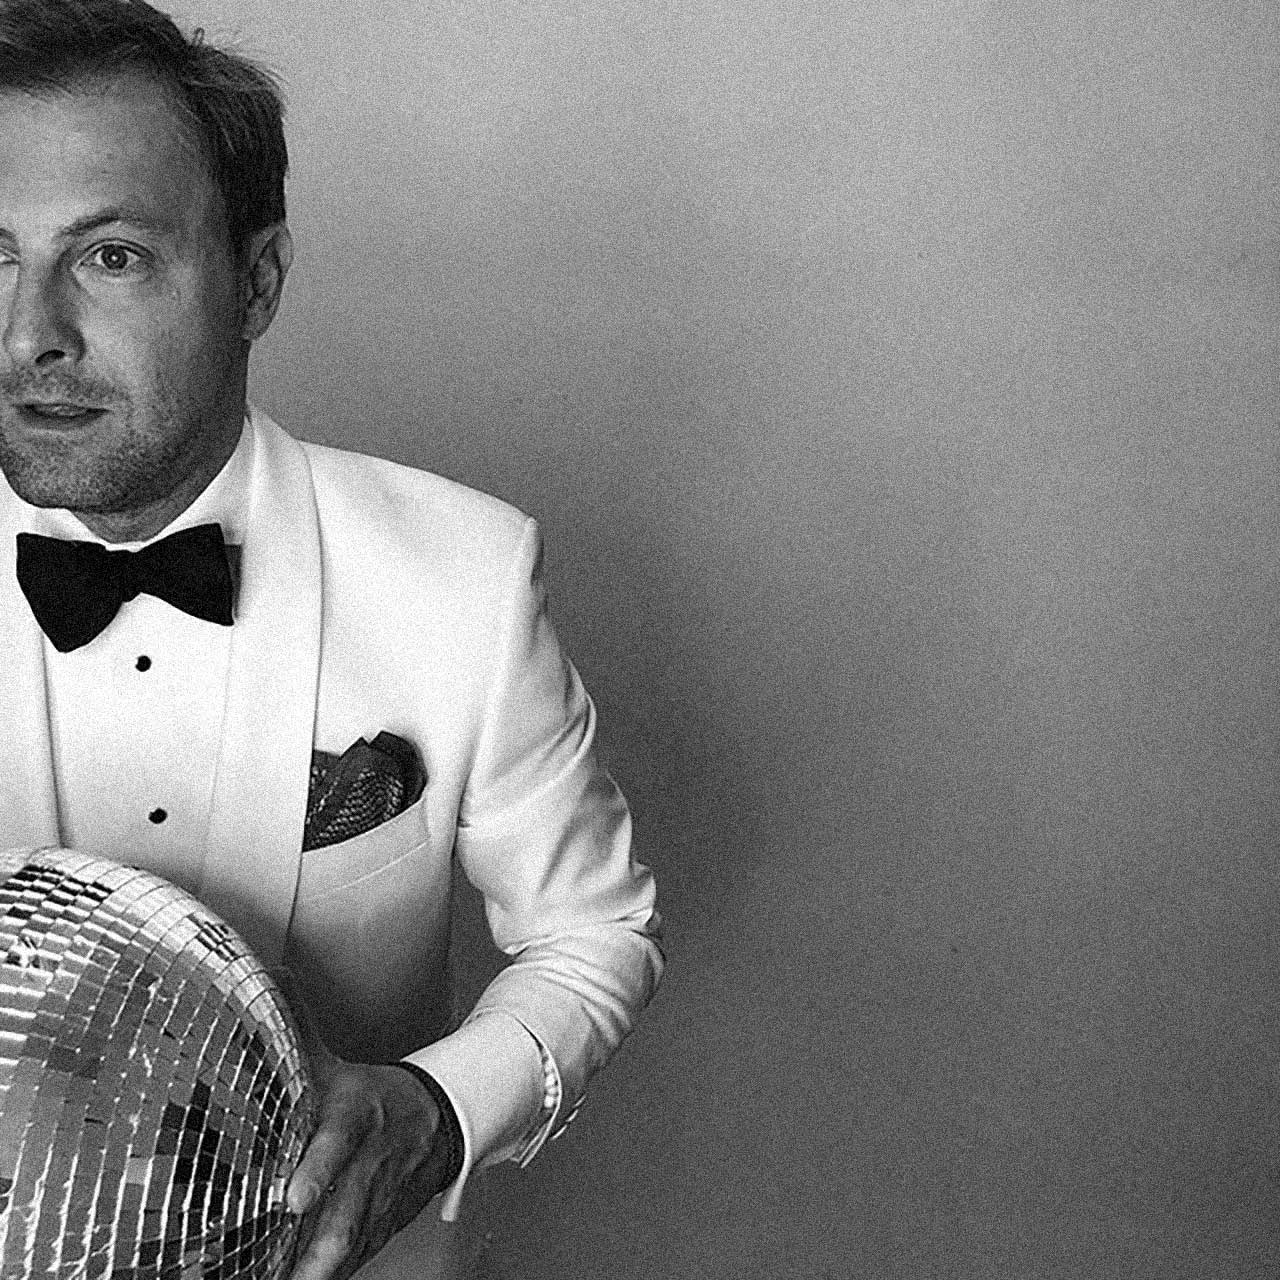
[0,73,220,236]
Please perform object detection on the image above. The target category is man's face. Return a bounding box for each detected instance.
[0,74,249,542]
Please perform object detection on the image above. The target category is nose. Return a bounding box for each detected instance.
[2,263,84,368]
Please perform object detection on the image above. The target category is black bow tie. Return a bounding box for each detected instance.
[15,523,235,653]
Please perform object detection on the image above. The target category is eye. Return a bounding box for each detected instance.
[86,243,145,274]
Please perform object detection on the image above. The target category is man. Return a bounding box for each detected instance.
[0,1,663,1277]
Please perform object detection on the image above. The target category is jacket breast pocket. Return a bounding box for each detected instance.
[294,790,432,904]
[285,795,454,1062]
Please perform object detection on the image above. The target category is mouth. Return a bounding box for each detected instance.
[14,403,107,425]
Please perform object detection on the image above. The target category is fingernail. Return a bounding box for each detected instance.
[287,1181,317,1215]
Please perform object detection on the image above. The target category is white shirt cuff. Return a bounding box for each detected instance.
[405,1009,551,1220]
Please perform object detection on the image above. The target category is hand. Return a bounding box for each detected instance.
[286,1048,456,1280]
[269,969,457,1280]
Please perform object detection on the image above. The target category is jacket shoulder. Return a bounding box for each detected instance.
[299,438,533,567]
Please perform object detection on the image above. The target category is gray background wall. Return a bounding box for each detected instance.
[176,1,1280,1275]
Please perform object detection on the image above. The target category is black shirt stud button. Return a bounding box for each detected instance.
[136,656,152,672]
[149,808,167,825]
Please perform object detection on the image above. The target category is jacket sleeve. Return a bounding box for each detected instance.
[405,517,663,1217]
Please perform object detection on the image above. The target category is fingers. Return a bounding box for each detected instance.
[287,1074,370,1215]
[289,1140,381,1280]
[289,1118,437,1280]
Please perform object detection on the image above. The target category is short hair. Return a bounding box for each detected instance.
[0,0,287,253]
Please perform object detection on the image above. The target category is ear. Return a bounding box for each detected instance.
[240,222,294,342]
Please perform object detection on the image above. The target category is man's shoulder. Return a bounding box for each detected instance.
[251,410,540,601]
[301,438,527,538]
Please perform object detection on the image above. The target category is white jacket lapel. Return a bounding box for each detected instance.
[200,409,321,966]
[0,479,59,850]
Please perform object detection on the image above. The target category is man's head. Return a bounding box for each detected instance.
[0,0,293,542]
[0,0,288,261]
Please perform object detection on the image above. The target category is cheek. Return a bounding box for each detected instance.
[96,304,240,405]
[90,259,242,393]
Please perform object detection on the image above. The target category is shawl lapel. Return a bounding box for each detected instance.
[0,477,59,851]
[199,408,322,966]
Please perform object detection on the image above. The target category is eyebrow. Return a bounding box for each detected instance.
[62,208,179,238]
[0,208,180,248]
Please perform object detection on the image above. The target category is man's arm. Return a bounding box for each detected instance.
[286,516,663,1276]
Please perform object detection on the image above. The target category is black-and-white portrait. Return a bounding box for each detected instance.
[0,0,1277,1277]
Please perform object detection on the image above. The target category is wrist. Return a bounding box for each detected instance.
[388,1060,465,1188]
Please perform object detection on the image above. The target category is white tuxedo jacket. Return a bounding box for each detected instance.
[0,409,663,1208]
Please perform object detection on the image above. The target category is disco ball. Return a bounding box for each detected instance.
[0,848,317,1279]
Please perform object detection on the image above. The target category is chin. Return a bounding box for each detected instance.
[0,455,125,516]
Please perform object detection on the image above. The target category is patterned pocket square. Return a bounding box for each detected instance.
[303,731,427,852]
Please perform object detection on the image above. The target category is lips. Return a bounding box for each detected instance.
[17,403,106,423]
